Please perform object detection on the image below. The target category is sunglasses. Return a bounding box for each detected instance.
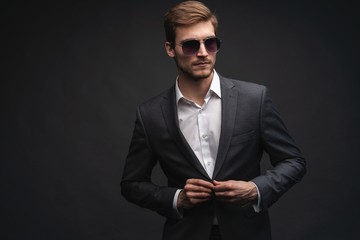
[177,37,221,56]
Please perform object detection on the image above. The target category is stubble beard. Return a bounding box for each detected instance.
[176,58,215,82]
[183,67,213,82]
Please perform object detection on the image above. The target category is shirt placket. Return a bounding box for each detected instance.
[197,108,214,178]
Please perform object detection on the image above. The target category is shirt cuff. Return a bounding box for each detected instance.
[173,189,183,217]
[250,181,262,213]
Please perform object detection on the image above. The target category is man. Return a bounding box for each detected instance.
[121,1,306,240]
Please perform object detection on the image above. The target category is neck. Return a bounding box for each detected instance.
[178,72,213,106]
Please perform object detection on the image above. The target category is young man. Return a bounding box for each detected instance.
[121,1,306,240]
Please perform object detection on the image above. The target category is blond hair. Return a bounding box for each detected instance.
[164,1,218,44]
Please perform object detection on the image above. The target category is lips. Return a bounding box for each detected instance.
[194,61,211,66]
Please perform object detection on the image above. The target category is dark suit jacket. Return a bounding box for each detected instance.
[121,76,306,240]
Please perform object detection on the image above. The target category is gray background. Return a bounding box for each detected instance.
[2,0,359,239]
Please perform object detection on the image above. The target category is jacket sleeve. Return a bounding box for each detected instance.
[251,87,306,210]
[121,106,179,220]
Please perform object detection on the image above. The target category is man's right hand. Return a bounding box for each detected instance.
[177,178,214,210]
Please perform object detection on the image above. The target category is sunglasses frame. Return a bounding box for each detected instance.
[175,37,222,56]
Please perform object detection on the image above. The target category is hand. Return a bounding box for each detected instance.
[177,178,214,210]
[212,180,258,204]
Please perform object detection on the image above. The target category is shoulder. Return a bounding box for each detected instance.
[137,85,174,111]
[219,75,267,95]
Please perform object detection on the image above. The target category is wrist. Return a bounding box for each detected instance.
[248,181,259,201]
[177,190,184,209]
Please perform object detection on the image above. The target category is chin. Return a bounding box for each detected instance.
[193,69,213,79]
[190,75,212,82]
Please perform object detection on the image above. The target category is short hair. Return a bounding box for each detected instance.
[164,1,218,44]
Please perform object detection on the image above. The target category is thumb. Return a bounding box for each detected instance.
[212,180,222,185]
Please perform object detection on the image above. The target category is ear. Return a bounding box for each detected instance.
[165,42,175,58]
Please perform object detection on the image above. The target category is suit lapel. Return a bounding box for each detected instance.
[160,87,210,179]
[213,77,238,179]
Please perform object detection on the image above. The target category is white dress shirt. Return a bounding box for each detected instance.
[176,71,222,178]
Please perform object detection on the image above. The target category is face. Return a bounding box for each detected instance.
[165,21,218,82]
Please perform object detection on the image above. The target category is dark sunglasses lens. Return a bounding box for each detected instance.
[205,38,221,52]
[182,40,200,55]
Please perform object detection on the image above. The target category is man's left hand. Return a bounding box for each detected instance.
[212,180,258,204]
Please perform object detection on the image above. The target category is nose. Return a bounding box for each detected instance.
[196,42,208,57]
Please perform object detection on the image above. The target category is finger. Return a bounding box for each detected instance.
[213,180,229,186]
[187,178,214,187]
[187,178,214,189]
[191,198,212,204]
[185,184,213,193]
[213,180,238,192]
[214,190,233,198]
[212,183,231,192]
[186,191,212,199]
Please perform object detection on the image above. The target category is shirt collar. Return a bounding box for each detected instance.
[175,69,221,104]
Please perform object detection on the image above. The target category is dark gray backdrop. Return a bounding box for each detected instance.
[2,0,359,239]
